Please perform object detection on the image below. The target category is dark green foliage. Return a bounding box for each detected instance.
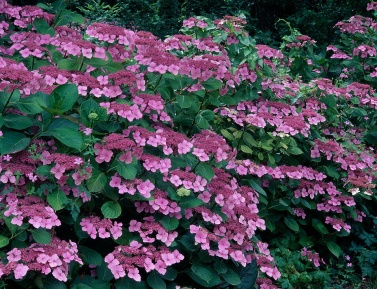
[59,0,372,46]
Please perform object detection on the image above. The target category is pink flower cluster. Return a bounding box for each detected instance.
[353,44,377,58]
[0,238,82,281]
[335,15,377,34]
[80,216,123,239]
[3,194,61,229]
[217,100,326,137]
[104,241,183,280]
[168,169,207,192]
[135,189,181,219]
[191,130,233,162]
[301,248,325,267]
[182,17,208,29]
[256,44,284,59]
[286,35,316,49]
[109,175,155,198]
[128,217,178,246]
[325,217,352,232]
[229,160,327,181]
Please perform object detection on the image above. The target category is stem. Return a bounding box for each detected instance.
[153,74,163,92]
[31,56,35,70]
[188,92,209,135]
[78,57,85,71]
[236,126,246,151]
[1,90,15,114]
[32,114,53,140]
[53,9,63,28]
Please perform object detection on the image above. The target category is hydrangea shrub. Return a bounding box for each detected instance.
[0,0,377,288]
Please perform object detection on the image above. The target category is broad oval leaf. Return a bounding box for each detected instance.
[101,201,122,219]
[195,163,214,181]
[4,114,33,130]
[47,189,68,211]
[0,235,9,248]
[0,131,30,154]
[160,216,179,231]
[147,271,166,289]
[32,228,52,244]
[50,127,83,151]
[284,217,300,232]
[87,169,107,192]
[327,241,342,258]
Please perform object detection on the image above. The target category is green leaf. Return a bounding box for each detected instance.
[50,84,79,112]
[47,189,68,211]
[321,95,336,108]
[17,92,48,114]
[200,110,215,120]
[115,278,148,289]
[101,201,122,219]
[220,268,241,285]
[86,58,124,73]
[195,114,210,129]
[165,76,188,90]
[201,78,223,90]
[322,165,340,180]
[221,129,235,140]
[72,276,110,289]
[195,163,214,180]
[147,271,166,289]
[97,261,114,282]
[42,276,67,289]
[74,284,92,289]
[3,114,33,130]
[0,235,9,248]
[0,90,20,111]
[247,179,267,196]
[87,169,107,192]
[287,146,303,155]
[0,132,30,154]
[284,217,300,232]
[52,0,67,11]
[179,196,205,208]
[177,95,192,108]
[33,18,55,36]
[238,259,258,289]
[312,218,329,234]
[31,228,52,244]
[57,58,82,71]
[79,246,103,266]
[179,234,197,251]
[49,127,83,151]
[240,145,253,154]
[54,9,85,26]
[326,241,341,258]
[299,236,316,247]
[159,268,177,281]
[214,260,227,274]
[189,264,221,287]
[80,99,108,127]
[242,132,258,147]
[110,158,137,180]
[161,216,179,231]
[37,3,54,12]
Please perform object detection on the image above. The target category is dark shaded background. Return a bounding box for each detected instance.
[7,0,372,47]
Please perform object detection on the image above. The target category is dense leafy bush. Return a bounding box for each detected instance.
[60,0,371,47]
[1,0,377,288]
